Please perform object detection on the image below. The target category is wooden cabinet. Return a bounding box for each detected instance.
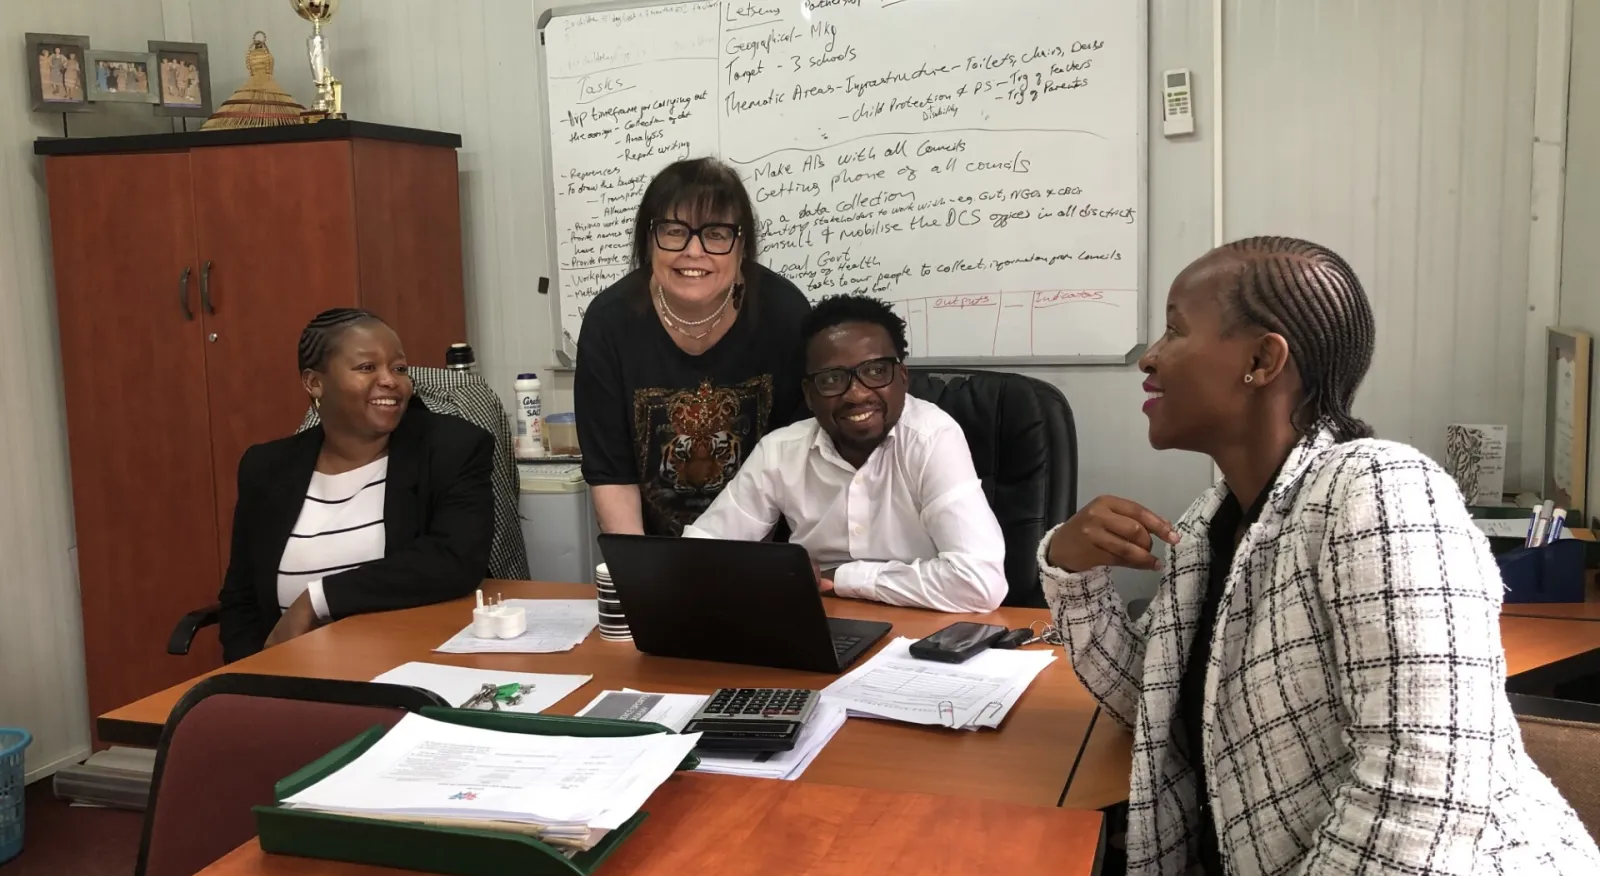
[36,123,468,732]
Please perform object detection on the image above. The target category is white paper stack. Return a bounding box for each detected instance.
[576,690,708,733]
[821,637,1056,730]
[281,713,698,851]
[693,698,848,780]
[371,662,592,712]
[433,599,597,654]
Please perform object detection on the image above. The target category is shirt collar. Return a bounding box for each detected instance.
[1178,425,1341,540]
[809,404,907,468]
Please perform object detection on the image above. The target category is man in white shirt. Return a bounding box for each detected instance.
[683,294,1008,612]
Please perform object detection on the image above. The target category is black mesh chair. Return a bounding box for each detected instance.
[908,368,1077,607]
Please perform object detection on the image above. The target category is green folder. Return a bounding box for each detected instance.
[253,708,699,876]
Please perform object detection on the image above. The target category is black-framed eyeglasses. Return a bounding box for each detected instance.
[652,219,741,255]
[805,357,901,397]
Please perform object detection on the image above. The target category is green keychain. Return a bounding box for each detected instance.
[461,682,537,710]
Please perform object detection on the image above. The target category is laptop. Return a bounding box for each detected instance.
[596,534,892,673]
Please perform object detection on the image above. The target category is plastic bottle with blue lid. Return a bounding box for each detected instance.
[514,372,546,459]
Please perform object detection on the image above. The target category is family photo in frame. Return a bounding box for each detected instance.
[86,50,158,103]
[149,40,212,117]
[25,33,211,119]
[25,33,92,113]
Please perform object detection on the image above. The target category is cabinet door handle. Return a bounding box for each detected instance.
[178,266,193,320]
[200,260,215,314]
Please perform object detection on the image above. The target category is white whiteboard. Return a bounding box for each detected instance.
[538,0,1147,363]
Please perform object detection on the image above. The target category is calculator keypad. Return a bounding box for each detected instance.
[701,688,816,719]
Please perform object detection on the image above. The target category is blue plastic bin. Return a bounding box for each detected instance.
[0,728,30,864]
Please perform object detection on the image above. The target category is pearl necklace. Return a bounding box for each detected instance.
[655,279,736,340]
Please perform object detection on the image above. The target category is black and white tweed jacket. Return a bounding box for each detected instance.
[1041,429,1599,875]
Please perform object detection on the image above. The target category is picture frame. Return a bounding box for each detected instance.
[84,49,160,104]
[25,32,93,113]
[147,40,212,118]
[1544,327,1593,522]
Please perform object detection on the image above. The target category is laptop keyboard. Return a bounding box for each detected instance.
[831,634,862,656]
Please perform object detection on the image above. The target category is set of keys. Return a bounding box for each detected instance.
[459,682,536,711]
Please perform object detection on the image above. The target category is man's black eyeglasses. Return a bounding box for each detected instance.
[652,219,741,255]
[805,357,901,397]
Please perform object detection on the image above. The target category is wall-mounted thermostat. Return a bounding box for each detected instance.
[1163,68,1194,137]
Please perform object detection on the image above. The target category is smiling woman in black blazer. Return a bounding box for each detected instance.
[217,308,494,662]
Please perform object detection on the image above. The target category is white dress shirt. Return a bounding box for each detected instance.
[276,457,388,621]
[683,396,1007,612]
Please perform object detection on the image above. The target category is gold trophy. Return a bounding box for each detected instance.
[290,0,344,120]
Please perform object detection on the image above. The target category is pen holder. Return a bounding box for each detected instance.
[1497,538,1586,603]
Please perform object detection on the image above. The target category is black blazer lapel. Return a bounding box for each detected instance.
[382,399,428,546]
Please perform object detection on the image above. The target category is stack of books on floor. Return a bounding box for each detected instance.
[52,746,155,810]
[279,713,698,852]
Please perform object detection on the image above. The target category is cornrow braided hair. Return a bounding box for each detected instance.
[297,307,385,373]
[1218,236,1376,442]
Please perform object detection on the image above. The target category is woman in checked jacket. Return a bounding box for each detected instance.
[1040,237,1599,875]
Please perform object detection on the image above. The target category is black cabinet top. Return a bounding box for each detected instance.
[34,120,461,156]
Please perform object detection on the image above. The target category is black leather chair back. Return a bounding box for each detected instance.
[908,368,1077,607]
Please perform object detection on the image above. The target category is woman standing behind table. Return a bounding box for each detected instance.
[576,158,811,536]
[1039,237,1599,874]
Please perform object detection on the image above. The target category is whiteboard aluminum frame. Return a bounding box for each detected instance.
[536,0,1149,367]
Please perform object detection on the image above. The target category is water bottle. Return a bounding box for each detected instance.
[514,372,545,459]
[445,342,476,372]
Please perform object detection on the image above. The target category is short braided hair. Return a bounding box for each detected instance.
[297,307,385,373]
[1217,236,1375,441]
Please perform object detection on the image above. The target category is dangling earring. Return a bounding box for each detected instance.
[1243,374,1255,384]
[313,397,322,410]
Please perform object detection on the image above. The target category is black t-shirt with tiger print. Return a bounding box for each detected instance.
[575,264,810,535]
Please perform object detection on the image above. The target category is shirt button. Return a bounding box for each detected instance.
[852,525,865,535]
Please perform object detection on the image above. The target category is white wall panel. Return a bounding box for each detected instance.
[1563,0,1599,525]
[1223,0,1540,485]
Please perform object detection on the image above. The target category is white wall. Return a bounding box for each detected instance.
[0,0,174,780]
[1562,1,1600,527]
[1224,0,1548,487]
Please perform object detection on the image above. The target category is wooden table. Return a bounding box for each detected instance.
[1058,614,1600,811]
[196,774,1106,876]
[1060,709,1134,812]
[103,581,1099,808]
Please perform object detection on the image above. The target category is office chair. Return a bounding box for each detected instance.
[908,368,1077,608]
[169,365,528,657]
[135,673,447,876]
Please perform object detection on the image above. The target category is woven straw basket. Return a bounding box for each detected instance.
[201,31,306,130]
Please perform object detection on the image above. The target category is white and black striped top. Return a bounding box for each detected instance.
[276,456,388,615]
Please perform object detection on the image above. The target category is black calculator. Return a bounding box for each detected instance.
[682,688,819,753]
